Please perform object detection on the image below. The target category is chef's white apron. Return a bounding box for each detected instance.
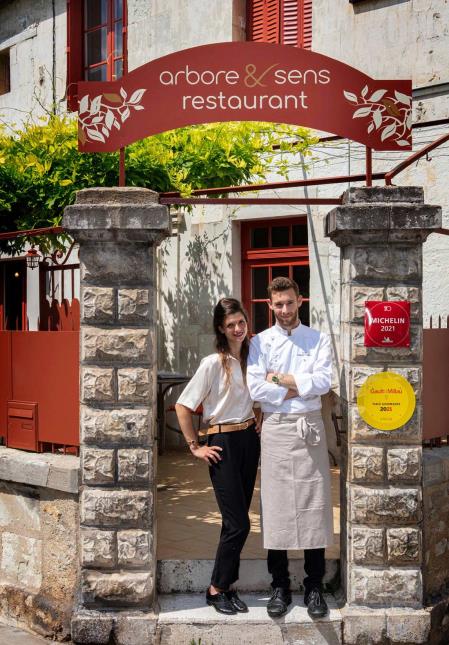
[260,410,334,550]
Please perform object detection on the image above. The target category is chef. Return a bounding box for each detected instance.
[247,276,333,620]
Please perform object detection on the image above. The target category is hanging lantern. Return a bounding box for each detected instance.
[26,247,41,269]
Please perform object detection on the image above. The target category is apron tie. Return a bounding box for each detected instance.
[296,416,321,446]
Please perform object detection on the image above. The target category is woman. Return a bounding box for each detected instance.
[175,298,260,615]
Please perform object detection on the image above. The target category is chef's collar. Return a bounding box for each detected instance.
[274,320,302,337]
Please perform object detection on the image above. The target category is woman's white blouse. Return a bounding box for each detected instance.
[176,353,254,425]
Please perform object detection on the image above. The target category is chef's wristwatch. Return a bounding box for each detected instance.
[272,373,282,385]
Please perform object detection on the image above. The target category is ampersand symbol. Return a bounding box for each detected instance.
[244,63,278,88]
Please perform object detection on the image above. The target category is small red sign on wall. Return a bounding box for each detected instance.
[364,301,410,347]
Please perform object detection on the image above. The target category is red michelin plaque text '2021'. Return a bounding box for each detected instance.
[364,301,410,348]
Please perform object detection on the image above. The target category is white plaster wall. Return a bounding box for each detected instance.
[127,0,245,70]
[0,0,67,125]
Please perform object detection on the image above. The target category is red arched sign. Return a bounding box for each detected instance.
[77,42,412,153]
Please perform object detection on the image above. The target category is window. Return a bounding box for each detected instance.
[0,50,10,96]
[241,218,310,334]
[67,0,127,110]
[247,0,312,50]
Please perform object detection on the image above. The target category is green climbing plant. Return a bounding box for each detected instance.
[0,115,318,254]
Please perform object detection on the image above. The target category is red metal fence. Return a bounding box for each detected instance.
[423,316,449,443]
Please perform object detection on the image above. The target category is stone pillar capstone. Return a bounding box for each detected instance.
[63,188,170,644]
[326,186,441,645]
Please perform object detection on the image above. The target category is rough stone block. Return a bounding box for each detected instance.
[82,448,115,485]
[350,486,421,524]
[82,286,115,323]
[343,186,424,204]
[81,529,116,568]
[344,323,422,363]
[351,527,385,565]
[0,488,40,535]
[71,610,114,644]
[81,570,153,606]
[342,245,421,283]
[341,606,386,645]
[387,528,421,564]
[349,406,422,445]
[386,608,430,643]
[350,567,422,607]
[117,449,151,483]
[81,489,152,527]
[387,448,421,482]
[350,446,384,482]
[79,243,153,285]
[81,328,151,364]
[117,368,151,403]
[117,530,152,566]
[118,289,150,322]
[113,612,158,645]
[347,365,421,403]
[81,406,152,445]
[81,367,115,402]
[1,532,42,590]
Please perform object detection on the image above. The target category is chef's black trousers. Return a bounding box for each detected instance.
[208,424,260,590]
[268,547,326,592]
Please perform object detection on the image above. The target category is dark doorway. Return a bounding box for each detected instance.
[0,260,27,330]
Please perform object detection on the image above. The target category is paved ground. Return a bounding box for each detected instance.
[157,449,340,559]
[0,622,49,644]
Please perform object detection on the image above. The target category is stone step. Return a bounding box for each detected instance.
[157,558,340,593]
[157,592,342,644]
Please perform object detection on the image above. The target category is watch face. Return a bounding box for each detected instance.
[272,375,279,384]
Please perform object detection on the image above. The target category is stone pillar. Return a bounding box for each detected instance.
[63,188,170,644]
[326,186,441,645]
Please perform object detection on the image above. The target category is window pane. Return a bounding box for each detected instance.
[251,227,269,249]
[86,64,107,81]
[271,226,289,247]
[293,265,310,297]
[300,301,310,327]
[271,265,289,280]
[114,0,123,20]
[252,302,269,334]
[85,27,107,66]
[113,58,123,80]
[85,0,107,29]
[114,21,123,57]
[252,267,268,299]
[293,223,308,246]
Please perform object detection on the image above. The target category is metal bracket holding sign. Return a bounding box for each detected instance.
[364,301,411,347]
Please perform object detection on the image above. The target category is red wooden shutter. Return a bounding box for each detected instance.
[281,0,312,49]
[66,0,83,111]
[248,0,280,44]
[300,0,313,49]
[281,0,300,46]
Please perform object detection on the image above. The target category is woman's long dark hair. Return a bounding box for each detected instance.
[213,298,250,388]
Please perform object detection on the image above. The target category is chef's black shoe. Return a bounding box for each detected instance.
[206,589,237,615]
[225,590,248,612]
[266,587,292,618]
[304,587,328,618]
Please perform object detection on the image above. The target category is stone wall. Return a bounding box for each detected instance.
[423,447,449,603]
[0,447,79,641]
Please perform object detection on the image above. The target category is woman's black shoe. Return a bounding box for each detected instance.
[304,587,328,618]
[206,590,237,615]
[225,590,248,612]
[266,587,292,617]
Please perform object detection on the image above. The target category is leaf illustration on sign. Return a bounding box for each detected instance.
[78,88,146,144]
[343,85,412,148]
